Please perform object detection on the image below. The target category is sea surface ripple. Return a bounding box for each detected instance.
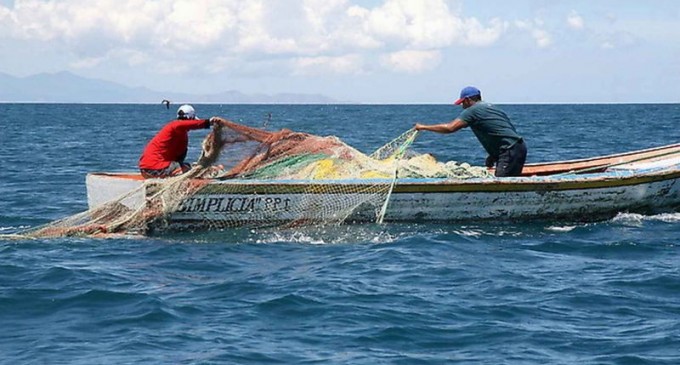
[1,103,679,364]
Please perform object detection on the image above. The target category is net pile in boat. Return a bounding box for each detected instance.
[18,118,491,238]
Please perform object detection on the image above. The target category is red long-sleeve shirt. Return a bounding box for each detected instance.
[139,119,209,170]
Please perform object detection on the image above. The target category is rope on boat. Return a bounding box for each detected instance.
[377,129,419,224]
[555,147,680,176]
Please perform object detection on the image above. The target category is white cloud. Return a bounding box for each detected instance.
[567,11,584,30]
[292,54,364,75]
[70,56,105,69]
[360,0,460,48]
[597,31,637,50]
[381,49,441,73]
[0,0,509,75]
[117,49,152,66]
[159,0,237,48]
[459,18,506,47]
[302,0,348,32]
[601,42,614,49]
[513,20,530,30]
[532,29,552,48]
[513,19,552,48]
[233,1,305,54]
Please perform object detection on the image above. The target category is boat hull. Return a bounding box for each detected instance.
[85,143,680,230]
[385,176,680,222]
[172,173,680,226]
[87,165,680,231]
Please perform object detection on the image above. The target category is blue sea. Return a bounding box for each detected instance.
[1,103,680,364]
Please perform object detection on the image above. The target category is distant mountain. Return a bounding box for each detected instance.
[0,71,338,104]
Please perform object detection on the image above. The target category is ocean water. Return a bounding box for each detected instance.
[1,103,680,364]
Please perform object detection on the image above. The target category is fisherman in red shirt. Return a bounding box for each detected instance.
[139,104,212,178]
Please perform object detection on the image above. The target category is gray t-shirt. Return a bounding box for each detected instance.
[457,102,523,158]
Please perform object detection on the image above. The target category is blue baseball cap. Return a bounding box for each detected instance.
[454,86,481,105]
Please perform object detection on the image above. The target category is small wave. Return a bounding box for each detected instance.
[452,228,483,237]
[452,227,528,238]
[611,212,680,224]
[256,293,325,317]
[0,225,31,233]
[251,225,414,245]
[545,225,577,232]
[254,230,328,245]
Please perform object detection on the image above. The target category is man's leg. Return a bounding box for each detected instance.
[495,141,527,177]
[140,162,183,179]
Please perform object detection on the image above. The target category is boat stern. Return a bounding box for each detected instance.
[86,172,146,211]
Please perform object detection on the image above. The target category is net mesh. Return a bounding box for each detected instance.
[12,118,491,238]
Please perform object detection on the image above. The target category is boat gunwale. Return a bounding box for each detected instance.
[524,142,680,167]
[189,167,680,194]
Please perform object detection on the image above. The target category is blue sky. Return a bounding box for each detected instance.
[1,0,679,103]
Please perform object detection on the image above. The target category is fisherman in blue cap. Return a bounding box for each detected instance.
[415,86,527,177]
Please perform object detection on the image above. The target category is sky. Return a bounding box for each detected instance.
[0,0,679,103]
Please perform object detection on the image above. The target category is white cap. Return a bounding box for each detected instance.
[177,104,196,119]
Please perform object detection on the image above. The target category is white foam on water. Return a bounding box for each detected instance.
[452,229,483,237]
[611,212,680,224]
[255,230,327,245]
[650,212,680,222]
[545,225,577,232]
[0,225,30,233]
[453,227,529,238]
[368,231,408,244]
[251,225,412,245]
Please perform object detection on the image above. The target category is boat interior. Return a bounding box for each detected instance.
[519,143,680,176]
[91,143,680,181]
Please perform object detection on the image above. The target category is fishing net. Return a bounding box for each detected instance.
[11,118,491,238]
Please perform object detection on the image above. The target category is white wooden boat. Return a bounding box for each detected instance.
[87,143,680,230]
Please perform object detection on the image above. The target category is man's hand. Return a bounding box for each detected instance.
[414,123,424,131]
[485,155,497,168]
[208,117,223,126]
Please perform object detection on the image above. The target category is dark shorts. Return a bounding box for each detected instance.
[495,140,527,177]
[140,162,191,179]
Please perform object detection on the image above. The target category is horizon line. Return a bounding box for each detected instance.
[1,101,679,106]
